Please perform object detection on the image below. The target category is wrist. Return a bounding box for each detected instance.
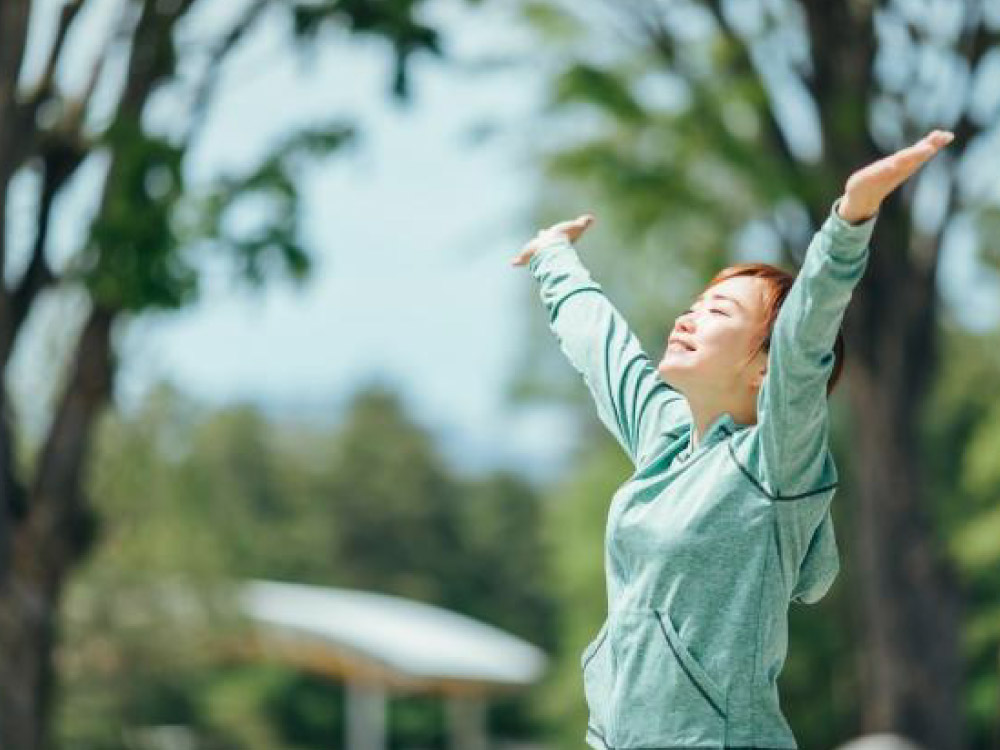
[837,194,879,225]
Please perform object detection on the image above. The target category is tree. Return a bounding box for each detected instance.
[318,385,559,650]
[0,0,480,746]
[54,382,556,746]
[512,2,1000,747]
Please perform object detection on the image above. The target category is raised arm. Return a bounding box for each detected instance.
[751,202,876,498]
[512,218,689,469]
[751,129,954,499]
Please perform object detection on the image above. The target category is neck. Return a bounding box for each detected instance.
[688,399,757,450]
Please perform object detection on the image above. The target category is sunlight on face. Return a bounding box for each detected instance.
[656,276,770,396]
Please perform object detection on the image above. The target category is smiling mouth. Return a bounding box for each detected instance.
[668,340,696,352]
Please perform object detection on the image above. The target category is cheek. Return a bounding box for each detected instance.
[699,328,756,368]
[698,325,742,352]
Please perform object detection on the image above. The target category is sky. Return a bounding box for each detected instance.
[11,0,580,482]
[8,0,999,484]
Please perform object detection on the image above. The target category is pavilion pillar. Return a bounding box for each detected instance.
[345,681,387,750]
[445,694,488,750]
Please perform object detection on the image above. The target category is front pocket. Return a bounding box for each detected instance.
[653,608,727,717]
[612,609,727,747]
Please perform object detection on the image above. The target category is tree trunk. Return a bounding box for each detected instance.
[844,204,965,749]
[0,573,64,750]
[0,307,114,750]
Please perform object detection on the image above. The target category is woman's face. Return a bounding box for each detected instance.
[656,276,771,397]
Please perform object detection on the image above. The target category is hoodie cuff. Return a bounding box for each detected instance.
[821,197,877,260]
[527,236,575,275]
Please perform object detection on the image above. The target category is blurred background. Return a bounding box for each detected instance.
[0,0,998,748]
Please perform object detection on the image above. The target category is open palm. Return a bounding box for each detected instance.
[838,130,954,223]
[510,214,595,267]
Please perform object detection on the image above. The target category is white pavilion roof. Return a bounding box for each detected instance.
[239,580,548,690]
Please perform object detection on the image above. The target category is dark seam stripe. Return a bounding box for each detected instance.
[653,611,725,719]
[582,627,609,673]
[549,285,602,323]
[600,318,628,442]
[773,482,838,501]
[770,511,789,597]
[616,351,648,452]
[752,536,769,686]
[549,284,638,457]
[720,428,836,503]
[631,364,664,451]
[646,384,687,427]
[587,725,795,750]
[632,385,658,460]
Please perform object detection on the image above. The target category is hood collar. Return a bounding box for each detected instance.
[677,412,752,462]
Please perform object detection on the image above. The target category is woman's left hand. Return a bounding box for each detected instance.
[510,214,595,267]
[837,129,954,224]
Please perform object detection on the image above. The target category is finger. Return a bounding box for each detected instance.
[893,130,954,170]
[924,129,954,149]
[550,214,594,234]
[510,250,530,267]
[510,241,534,266]
[546,220,574,234]
[895,143,936,171]
[861,142,940,194]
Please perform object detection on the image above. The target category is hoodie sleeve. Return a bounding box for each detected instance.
[528,237,690,468]
[751,199,877,499]
[789,507,840,604]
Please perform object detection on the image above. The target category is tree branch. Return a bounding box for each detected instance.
[0,0,32,176]
[0,389,27,581]
[950,1,998,157]
[184,0,271,144]
[0,0,33,341]
[620,1,824,223]
[18,0,200,573]
[798,0,880,164]
[700,0,823,211]
[23,306,114,573]
[61,26,114,139]
[10,143,84,333]
[117,0,200,118]
[27,0,89,107]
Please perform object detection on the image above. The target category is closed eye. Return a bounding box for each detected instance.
[683,308,729,316]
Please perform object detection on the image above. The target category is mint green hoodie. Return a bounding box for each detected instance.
[527,201,876,749]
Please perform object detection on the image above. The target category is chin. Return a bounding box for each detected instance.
[656,360,684,388]
[658,352,701,388]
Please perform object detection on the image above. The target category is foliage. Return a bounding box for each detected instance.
[507,1,1000,747]
[55,383,556,747]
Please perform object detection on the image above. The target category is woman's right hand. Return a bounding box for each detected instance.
[510,213,595,267]
[837,129,953,223]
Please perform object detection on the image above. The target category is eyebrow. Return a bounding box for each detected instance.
[694,292,747,313]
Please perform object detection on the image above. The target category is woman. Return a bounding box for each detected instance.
[510,130,953,749]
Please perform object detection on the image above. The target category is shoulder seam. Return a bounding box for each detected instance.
[721,426,837,503]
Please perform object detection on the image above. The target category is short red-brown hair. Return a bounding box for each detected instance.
[703,263,846,398]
